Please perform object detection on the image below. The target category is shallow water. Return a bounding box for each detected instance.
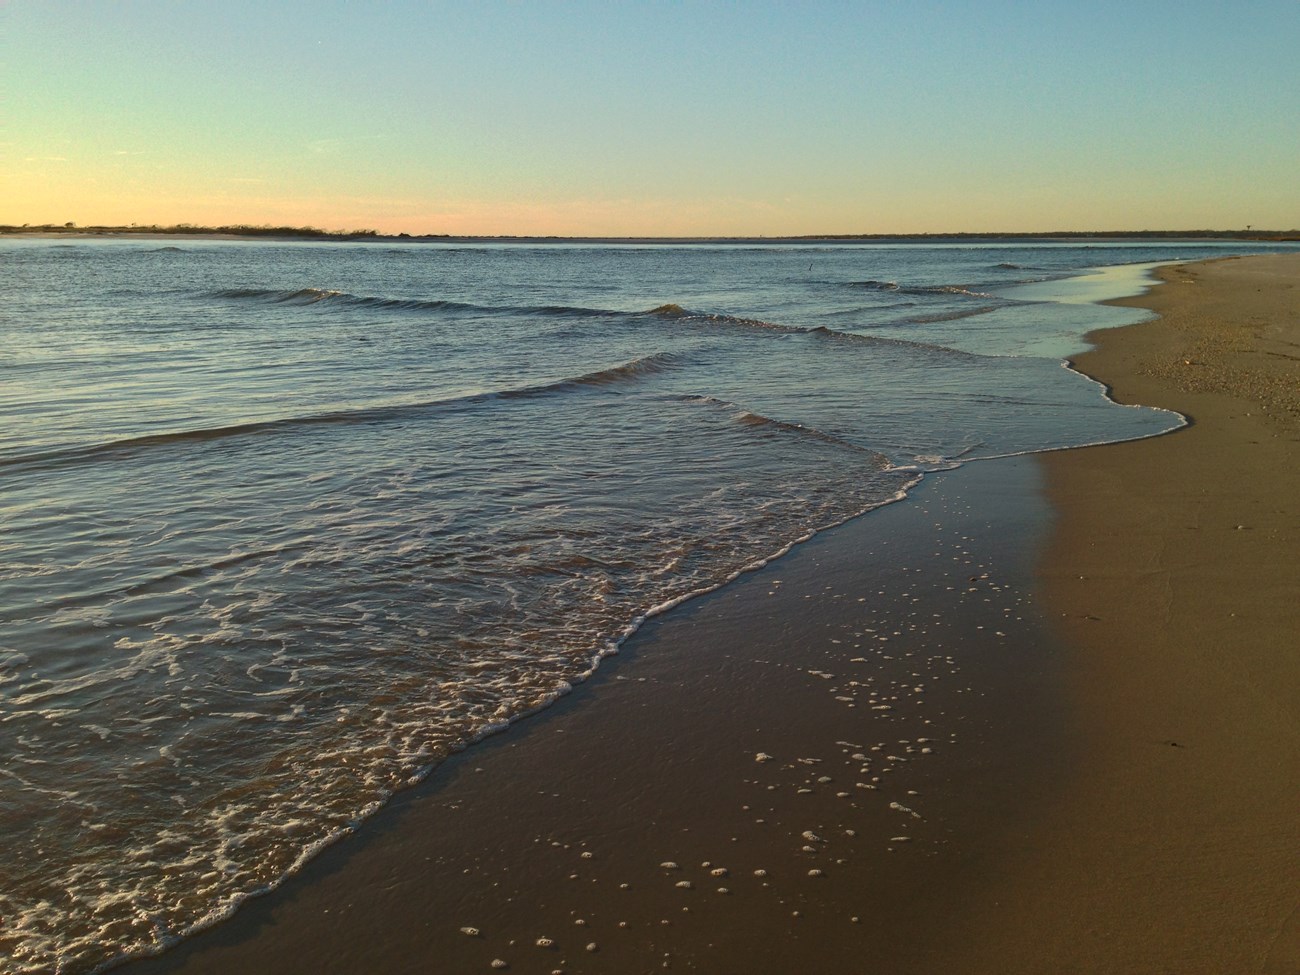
[2,238,1294,972]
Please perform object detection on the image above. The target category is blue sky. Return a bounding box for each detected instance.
[6,1,1299,234]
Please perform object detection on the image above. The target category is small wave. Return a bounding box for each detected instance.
[149,246,187,253]
[524,304,628,319]
[803,325,985,360]
[2,355,689,474]
[643,304,802,333]
[207,288,669,322]
[907,284,996,298]
[839,280,995,298]
[239,287,345,304]
[501,351,684,397]
[680,394,888,465]
[206,287,481,314]
[206,290,821,336]
[904,304,1001,325]
[823,302,918,318]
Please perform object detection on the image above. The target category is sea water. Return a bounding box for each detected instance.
[1,238,1294,972]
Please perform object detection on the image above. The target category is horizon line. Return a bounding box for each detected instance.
[4,222,1299,244]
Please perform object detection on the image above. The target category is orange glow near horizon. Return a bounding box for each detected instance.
[8,168,1293,239]
[6,3,1299,238]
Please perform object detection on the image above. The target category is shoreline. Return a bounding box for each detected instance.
[940,254,1300,972]
[125,455,1073,975]
[117,255,1299,974]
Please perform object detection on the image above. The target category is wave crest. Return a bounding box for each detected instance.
[3,355,689,474]
[838,281,994,299]
[207,288,479,313]
[680,394,889,466]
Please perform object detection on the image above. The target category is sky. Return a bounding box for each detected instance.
[6,1,1299,236]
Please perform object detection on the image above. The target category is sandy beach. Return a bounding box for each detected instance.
[938,254,1300,973]
[122,254,1299,975]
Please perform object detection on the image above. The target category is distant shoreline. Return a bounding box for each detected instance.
[3,224,1297,244]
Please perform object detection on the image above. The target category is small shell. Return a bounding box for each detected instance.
[659,861,680,870]
[755,752,774,763]
[801,831,823,843]
[490,962,508,971]
[710,867,728,877]
[753,868,768,877]
[535,938,554,948]
[585,942,599,952]
[460,927,481,937]
[808,868,824,877]
[675,880,693,889]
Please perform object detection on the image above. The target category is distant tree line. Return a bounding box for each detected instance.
[0,223,383,238]
[1,224,1295,242]
[795,229,1300,241]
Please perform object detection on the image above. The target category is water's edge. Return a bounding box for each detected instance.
[93,257,1186,974]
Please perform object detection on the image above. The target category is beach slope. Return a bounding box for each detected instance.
[949,254,1300,973]
[119,254,1298,975]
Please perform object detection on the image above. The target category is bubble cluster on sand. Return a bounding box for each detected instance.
[416,487,1048,971]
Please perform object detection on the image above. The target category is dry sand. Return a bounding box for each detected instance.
[123,255,1299,975]
[938,254,1300,973]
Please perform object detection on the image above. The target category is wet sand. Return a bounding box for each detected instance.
[124,255,1299,975]
[127,454,1077,975]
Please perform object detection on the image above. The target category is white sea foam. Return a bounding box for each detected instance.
[4,238,1288,973]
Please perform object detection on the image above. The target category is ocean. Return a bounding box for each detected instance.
[2,237,1294,973]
